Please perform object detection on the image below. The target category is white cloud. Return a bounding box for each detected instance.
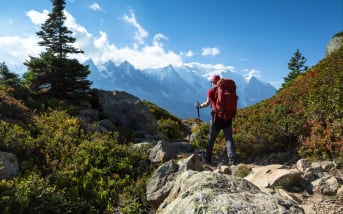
[0,10,48,73]
[0,8,233,75]
[81,31,120,64]
[122,9,148,46]
[0,35,43,74]
[89,3,102,11]
[180,50,194,57]
[64,11,91,36]
[153,34,168,47]
[243,69,261,81]
[67,11,182,69]
[26,9,49,25]
[201,47,219,56]
[185,62,234,75]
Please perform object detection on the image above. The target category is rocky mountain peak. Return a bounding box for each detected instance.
[326,32,343,57]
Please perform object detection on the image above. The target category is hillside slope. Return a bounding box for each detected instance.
[234,33,343,160]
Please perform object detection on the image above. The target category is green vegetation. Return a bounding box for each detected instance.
[0,103,152,213]
[282,49,308,88]
[189,34,342,163]
[233,36,343,161]
[235,165,251,178]
[0,62,20,87]
[1,0,342,211]
[1,60,162,212]
[2,35,342,212]
[189,121,209,149]
[0,0,153,212]
[23,0,91,99]
[143,100,183,140]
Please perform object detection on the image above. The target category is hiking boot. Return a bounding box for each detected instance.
[202,152,212,165]
[228,158,235,166]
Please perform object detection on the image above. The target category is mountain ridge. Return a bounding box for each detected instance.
[87,60,276,120]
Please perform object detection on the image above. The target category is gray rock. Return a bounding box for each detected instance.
[303,166,323,182]
[146,160,179,209]
[158,171,304,214]
[0,151,19,179]
[311,176,340,195]
[244,164,305,192]
[95,89,158,134]
[326,34,343,56]
[296,159,311,173]
[149,140,195,163]
[98,119,115,131]
[78,109,99,123]
[147,156,304,213]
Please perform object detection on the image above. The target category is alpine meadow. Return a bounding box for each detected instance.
[0,0,342,213]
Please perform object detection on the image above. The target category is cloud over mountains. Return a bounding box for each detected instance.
[87,60,276,120]
[2,7,261,84]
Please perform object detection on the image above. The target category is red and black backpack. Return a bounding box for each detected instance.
[213,78,238,120]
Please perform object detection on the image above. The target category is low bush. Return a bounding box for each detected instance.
[0,110,152,213]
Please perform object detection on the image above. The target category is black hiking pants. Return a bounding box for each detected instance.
[205,117,236,161]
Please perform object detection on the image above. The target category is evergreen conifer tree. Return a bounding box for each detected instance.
[23,0,91,98]
[0,62,20,86]
[282,49,308,88]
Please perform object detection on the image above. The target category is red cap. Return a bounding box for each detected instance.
[211,75,220,84]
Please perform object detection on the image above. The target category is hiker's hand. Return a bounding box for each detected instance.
[195,102,201,108]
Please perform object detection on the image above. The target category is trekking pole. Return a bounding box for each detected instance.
[196,102,201,124]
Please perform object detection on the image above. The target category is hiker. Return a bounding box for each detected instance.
[195,75,237,165]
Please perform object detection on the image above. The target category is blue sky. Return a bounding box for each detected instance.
[1,0,342,88]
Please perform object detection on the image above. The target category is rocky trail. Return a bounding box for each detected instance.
[146,141,343,213]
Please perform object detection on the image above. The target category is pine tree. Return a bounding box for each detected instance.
[0,61,20,86]
[282,49,308,88]
[36,0,83,59]
[23,0,91,98]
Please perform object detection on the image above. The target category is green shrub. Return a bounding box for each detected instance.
[236,165,251,178]
[0,173,72,214]
[0,120,34,155]
[28,95,82,116]
[0,110,153,213]
[298,117,343,160]
[190,122,209,150]
[143,100,184,140]
[142,100,181,125]
[0,86,31,123]
[233,43,343,160]
[158,118,183,141]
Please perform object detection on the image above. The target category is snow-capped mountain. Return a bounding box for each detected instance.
[86,60,276,121]
[244,77,277,105]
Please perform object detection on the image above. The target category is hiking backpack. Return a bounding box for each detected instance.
[213,78,238,120]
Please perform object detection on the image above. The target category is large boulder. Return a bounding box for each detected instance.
[146,154,203,209]
[149,140,196,163]
[244,164,305,192]
[159,171,304,214]
[146,159,180,209]
[95,89,158,134]
[326,33,343,56]
[147,155,304,213]
[311,175,341,196]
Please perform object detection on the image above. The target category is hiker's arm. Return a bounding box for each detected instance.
[198,98,211,108]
